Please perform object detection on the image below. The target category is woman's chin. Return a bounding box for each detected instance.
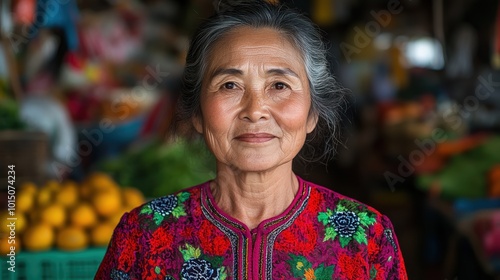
[220,155,292,173]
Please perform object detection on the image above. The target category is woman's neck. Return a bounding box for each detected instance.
[210,163,299,230]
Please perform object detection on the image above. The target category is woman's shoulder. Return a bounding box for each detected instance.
[143,182,205,207]
[300,177,402,255]
[300,177,387,221]
[298,178,408,280]
[120,181,208,227]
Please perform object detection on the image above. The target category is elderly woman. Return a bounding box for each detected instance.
[96,1,407,279]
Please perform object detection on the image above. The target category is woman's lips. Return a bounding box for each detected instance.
[235,133,276,143]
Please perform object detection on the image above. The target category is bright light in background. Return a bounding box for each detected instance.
[374,33,393,51]
[404,37,445,70]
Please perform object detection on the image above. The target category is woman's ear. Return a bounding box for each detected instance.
[192,115,204,134]
[306,111,318,133]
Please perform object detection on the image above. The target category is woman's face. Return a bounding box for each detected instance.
[194,27,317,172]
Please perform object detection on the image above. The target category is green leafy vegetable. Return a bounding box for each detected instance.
[417,136,500,198]
[98,138,215,198]
[0,98,25,130]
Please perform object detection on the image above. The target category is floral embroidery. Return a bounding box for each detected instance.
[152,195,178,216]
[116,217,141,271]
[150,226,174,252]
[96,181,408,279]
[179,244,227,280]
[275,215,317,255]
[198,220,231,255]
[329,211,360,237]
[181,259,220,280]
[110,268,130,280]
[287,254,334,279]
[303,187,324,214]
[140,192,190,225]
[368,238,381,262]
[337,252,368,279]
[318,201,376,247]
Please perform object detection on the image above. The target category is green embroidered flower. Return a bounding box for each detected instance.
[287,254,334,279]
[140,192,190,225]
[318,201,376,248]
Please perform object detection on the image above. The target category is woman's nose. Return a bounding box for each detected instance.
[238,89,270,122]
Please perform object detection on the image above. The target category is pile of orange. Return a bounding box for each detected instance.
[0,172,146,253]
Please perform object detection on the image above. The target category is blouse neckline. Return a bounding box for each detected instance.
[201,175,309,236]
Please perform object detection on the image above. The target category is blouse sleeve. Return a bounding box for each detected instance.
[372,215,408,280]
[95,211,141,279]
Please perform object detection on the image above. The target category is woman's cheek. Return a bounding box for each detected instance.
[275,99,311,126]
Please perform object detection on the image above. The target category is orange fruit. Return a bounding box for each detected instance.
[23,223,54,251]
[90,222,115,247]
[36,188,53,207]
[0,212,27,234]
[0,234,19,255]
[17,191,34,213]
[79,182,92,200]
[87,172,119,193]
[0,212,10,234]
[14,213,27,233]
[55,181,79,208]
[43,179,61,193]
[56,226,88,251]
[92,190,122,218]
[40,204,66,228]
[70,203,97,228]
[122,187,145,210]
[28,209,40,224]
[20,182,37,195]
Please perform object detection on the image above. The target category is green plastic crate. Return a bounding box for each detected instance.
[1,248,106,280]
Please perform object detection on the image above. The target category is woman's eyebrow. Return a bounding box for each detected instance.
[266,68,299,78]
[210,68,243,80]
[209,67,300,80]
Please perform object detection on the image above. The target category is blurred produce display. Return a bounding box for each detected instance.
[489,165,500,197]
[98,139,215,198]
[0,98,25,130]
[417,135,500,199]
[0,172,145,254]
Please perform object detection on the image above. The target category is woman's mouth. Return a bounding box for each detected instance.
[235,133,276,143]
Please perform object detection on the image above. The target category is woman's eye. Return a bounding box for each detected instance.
[272,82,288,90]
[222,82,236,90]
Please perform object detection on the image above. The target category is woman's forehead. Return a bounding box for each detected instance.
[204,26,305,73]
[216,26,299,51]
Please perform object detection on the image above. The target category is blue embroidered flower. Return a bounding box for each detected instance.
[319,203,376,247]
[150,195,178,217]
[181,258,220,280]
[141,192,190,225]
[179,244,227,280]
[329,211,360,238]
[110,268,130,280]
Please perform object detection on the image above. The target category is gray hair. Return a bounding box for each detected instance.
[176,0,347,163]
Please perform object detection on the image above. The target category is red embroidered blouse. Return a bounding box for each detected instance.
[96,177,408,279]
